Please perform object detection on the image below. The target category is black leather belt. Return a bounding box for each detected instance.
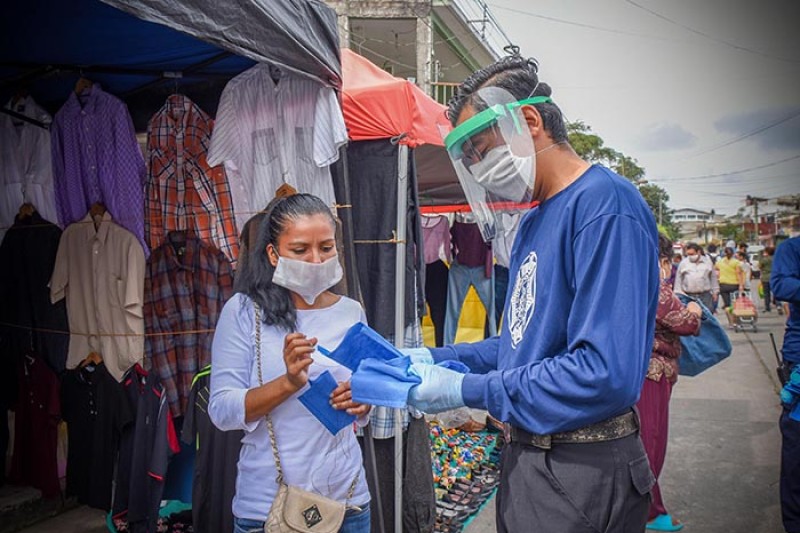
[508,411,638,450]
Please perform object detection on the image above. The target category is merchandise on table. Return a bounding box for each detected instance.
[428,420,502,532]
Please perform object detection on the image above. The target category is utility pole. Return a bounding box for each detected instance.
[746,195,768,244]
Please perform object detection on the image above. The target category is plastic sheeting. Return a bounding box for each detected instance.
[341,49,448,148]
[102,0,341,87]
[0,0,341,118]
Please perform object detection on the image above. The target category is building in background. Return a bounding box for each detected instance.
[326,0,513,103]
[672,208,721,244]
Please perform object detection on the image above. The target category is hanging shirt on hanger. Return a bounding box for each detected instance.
[181,365,242,533]
[421,215,452,265]
[61,362,132,510]
[143,231,234,417]
[208,64,348,229]
[0,210,69,376]
[113,364,180,533]
[51,84,147,254]
[0,96,58,241]
[146,95,239,265]
[8,355,61,498]
[50,211,146,381]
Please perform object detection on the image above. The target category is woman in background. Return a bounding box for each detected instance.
[639,234,702,532]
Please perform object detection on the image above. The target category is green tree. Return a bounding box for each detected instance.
[567,120,677,238]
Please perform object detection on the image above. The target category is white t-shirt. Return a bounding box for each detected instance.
[208,64,348,229]
[209,293,370,520]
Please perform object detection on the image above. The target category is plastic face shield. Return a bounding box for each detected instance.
[443,87,551,241]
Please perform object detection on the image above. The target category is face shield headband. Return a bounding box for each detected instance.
[444,96,553,160]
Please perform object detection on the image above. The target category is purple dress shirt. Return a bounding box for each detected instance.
[51,84,147,254]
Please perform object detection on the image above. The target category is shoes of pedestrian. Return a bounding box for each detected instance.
[646,514,684,531]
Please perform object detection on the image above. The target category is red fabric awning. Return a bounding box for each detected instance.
[341,48,450,147]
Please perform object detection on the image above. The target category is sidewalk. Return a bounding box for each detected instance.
[466,310,787,533]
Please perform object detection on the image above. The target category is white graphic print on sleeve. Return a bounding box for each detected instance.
[509,251,537,349]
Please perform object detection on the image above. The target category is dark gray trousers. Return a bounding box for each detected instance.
[496,432,654,533]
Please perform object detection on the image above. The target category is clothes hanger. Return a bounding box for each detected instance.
[167,229,188,257]
[79,351,103,368]
[275,183,297,199]
[74,75,93,96]
[18,202,36,219]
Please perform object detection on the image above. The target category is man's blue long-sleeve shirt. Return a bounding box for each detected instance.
[771,236,800,363]
[431,165,660,435]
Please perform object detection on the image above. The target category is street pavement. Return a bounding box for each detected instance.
[466,308,788,533]
[19,310,789,533]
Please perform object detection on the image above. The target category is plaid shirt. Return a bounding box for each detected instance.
[144,232,234,417]
[146,95,239,266]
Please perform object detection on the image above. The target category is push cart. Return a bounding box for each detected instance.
[731,290,758,333]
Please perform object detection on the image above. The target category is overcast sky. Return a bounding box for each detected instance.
[488,0,800,216]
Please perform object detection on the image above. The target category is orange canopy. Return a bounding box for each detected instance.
[341,48,450,148]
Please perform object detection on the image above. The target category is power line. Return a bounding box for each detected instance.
[651,154,800,182]
[624,0,800,64]
[487,3,683,43]
[686,109,800,159]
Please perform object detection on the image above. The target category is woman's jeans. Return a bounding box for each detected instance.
[234,504,371,533]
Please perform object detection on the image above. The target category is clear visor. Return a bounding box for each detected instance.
[442,87,545,241]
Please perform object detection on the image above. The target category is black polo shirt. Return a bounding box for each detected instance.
[62,362,132,510]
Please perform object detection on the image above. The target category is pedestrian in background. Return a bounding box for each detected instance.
[674,242,718,310]
[639,234,701,532]
[760,246,775,312]
[770,236,800,533]
[715,247,744,309]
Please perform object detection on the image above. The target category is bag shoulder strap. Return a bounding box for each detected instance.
[253,303,359,502]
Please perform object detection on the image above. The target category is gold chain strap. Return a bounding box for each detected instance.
[253,303,359,502]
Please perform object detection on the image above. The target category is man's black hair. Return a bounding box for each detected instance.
[685,242,701,253]
[447,55,568,143]
[236,193,336,332]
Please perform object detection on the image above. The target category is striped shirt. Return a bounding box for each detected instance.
[146,95,239,265]
[0,96,58,241]
[208,64,347,230]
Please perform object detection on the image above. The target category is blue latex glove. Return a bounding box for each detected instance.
[398,347,434,366]
[407,362,466,413]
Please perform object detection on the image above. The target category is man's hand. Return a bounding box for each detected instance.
[407,363,465,413]
[399,347,434,365]
[283,333,316,391]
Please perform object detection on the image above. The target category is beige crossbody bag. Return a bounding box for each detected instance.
[254,304,360,533]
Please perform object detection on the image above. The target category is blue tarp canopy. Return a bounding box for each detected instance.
[0,0,341,128]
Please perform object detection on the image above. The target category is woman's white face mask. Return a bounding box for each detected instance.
[272,255,343,305]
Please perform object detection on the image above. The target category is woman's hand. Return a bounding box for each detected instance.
[686,301,703,317]
[330,381,371,416]
[283,333,316,391]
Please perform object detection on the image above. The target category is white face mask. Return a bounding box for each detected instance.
[272,255,343,305]
[689,254,701,263]
[471,144,533,202]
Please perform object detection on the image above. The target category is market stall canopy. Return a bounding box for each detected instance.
[341,48,449,148]
[0,0,341,125]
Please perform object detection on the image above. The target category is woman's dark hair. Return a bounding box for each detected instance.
[446,55,568,143]
[765,246,775,256]
[236,193,336,332]
[658,234,673,260]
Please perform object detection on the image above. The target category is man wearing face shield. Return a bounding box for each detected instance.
[404,56,660,532]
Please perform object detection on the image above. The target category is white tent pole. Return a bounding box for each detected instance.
[393,143,409,533]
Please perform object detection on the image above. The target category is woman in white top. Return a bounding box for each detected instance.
[209,194,372,533]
